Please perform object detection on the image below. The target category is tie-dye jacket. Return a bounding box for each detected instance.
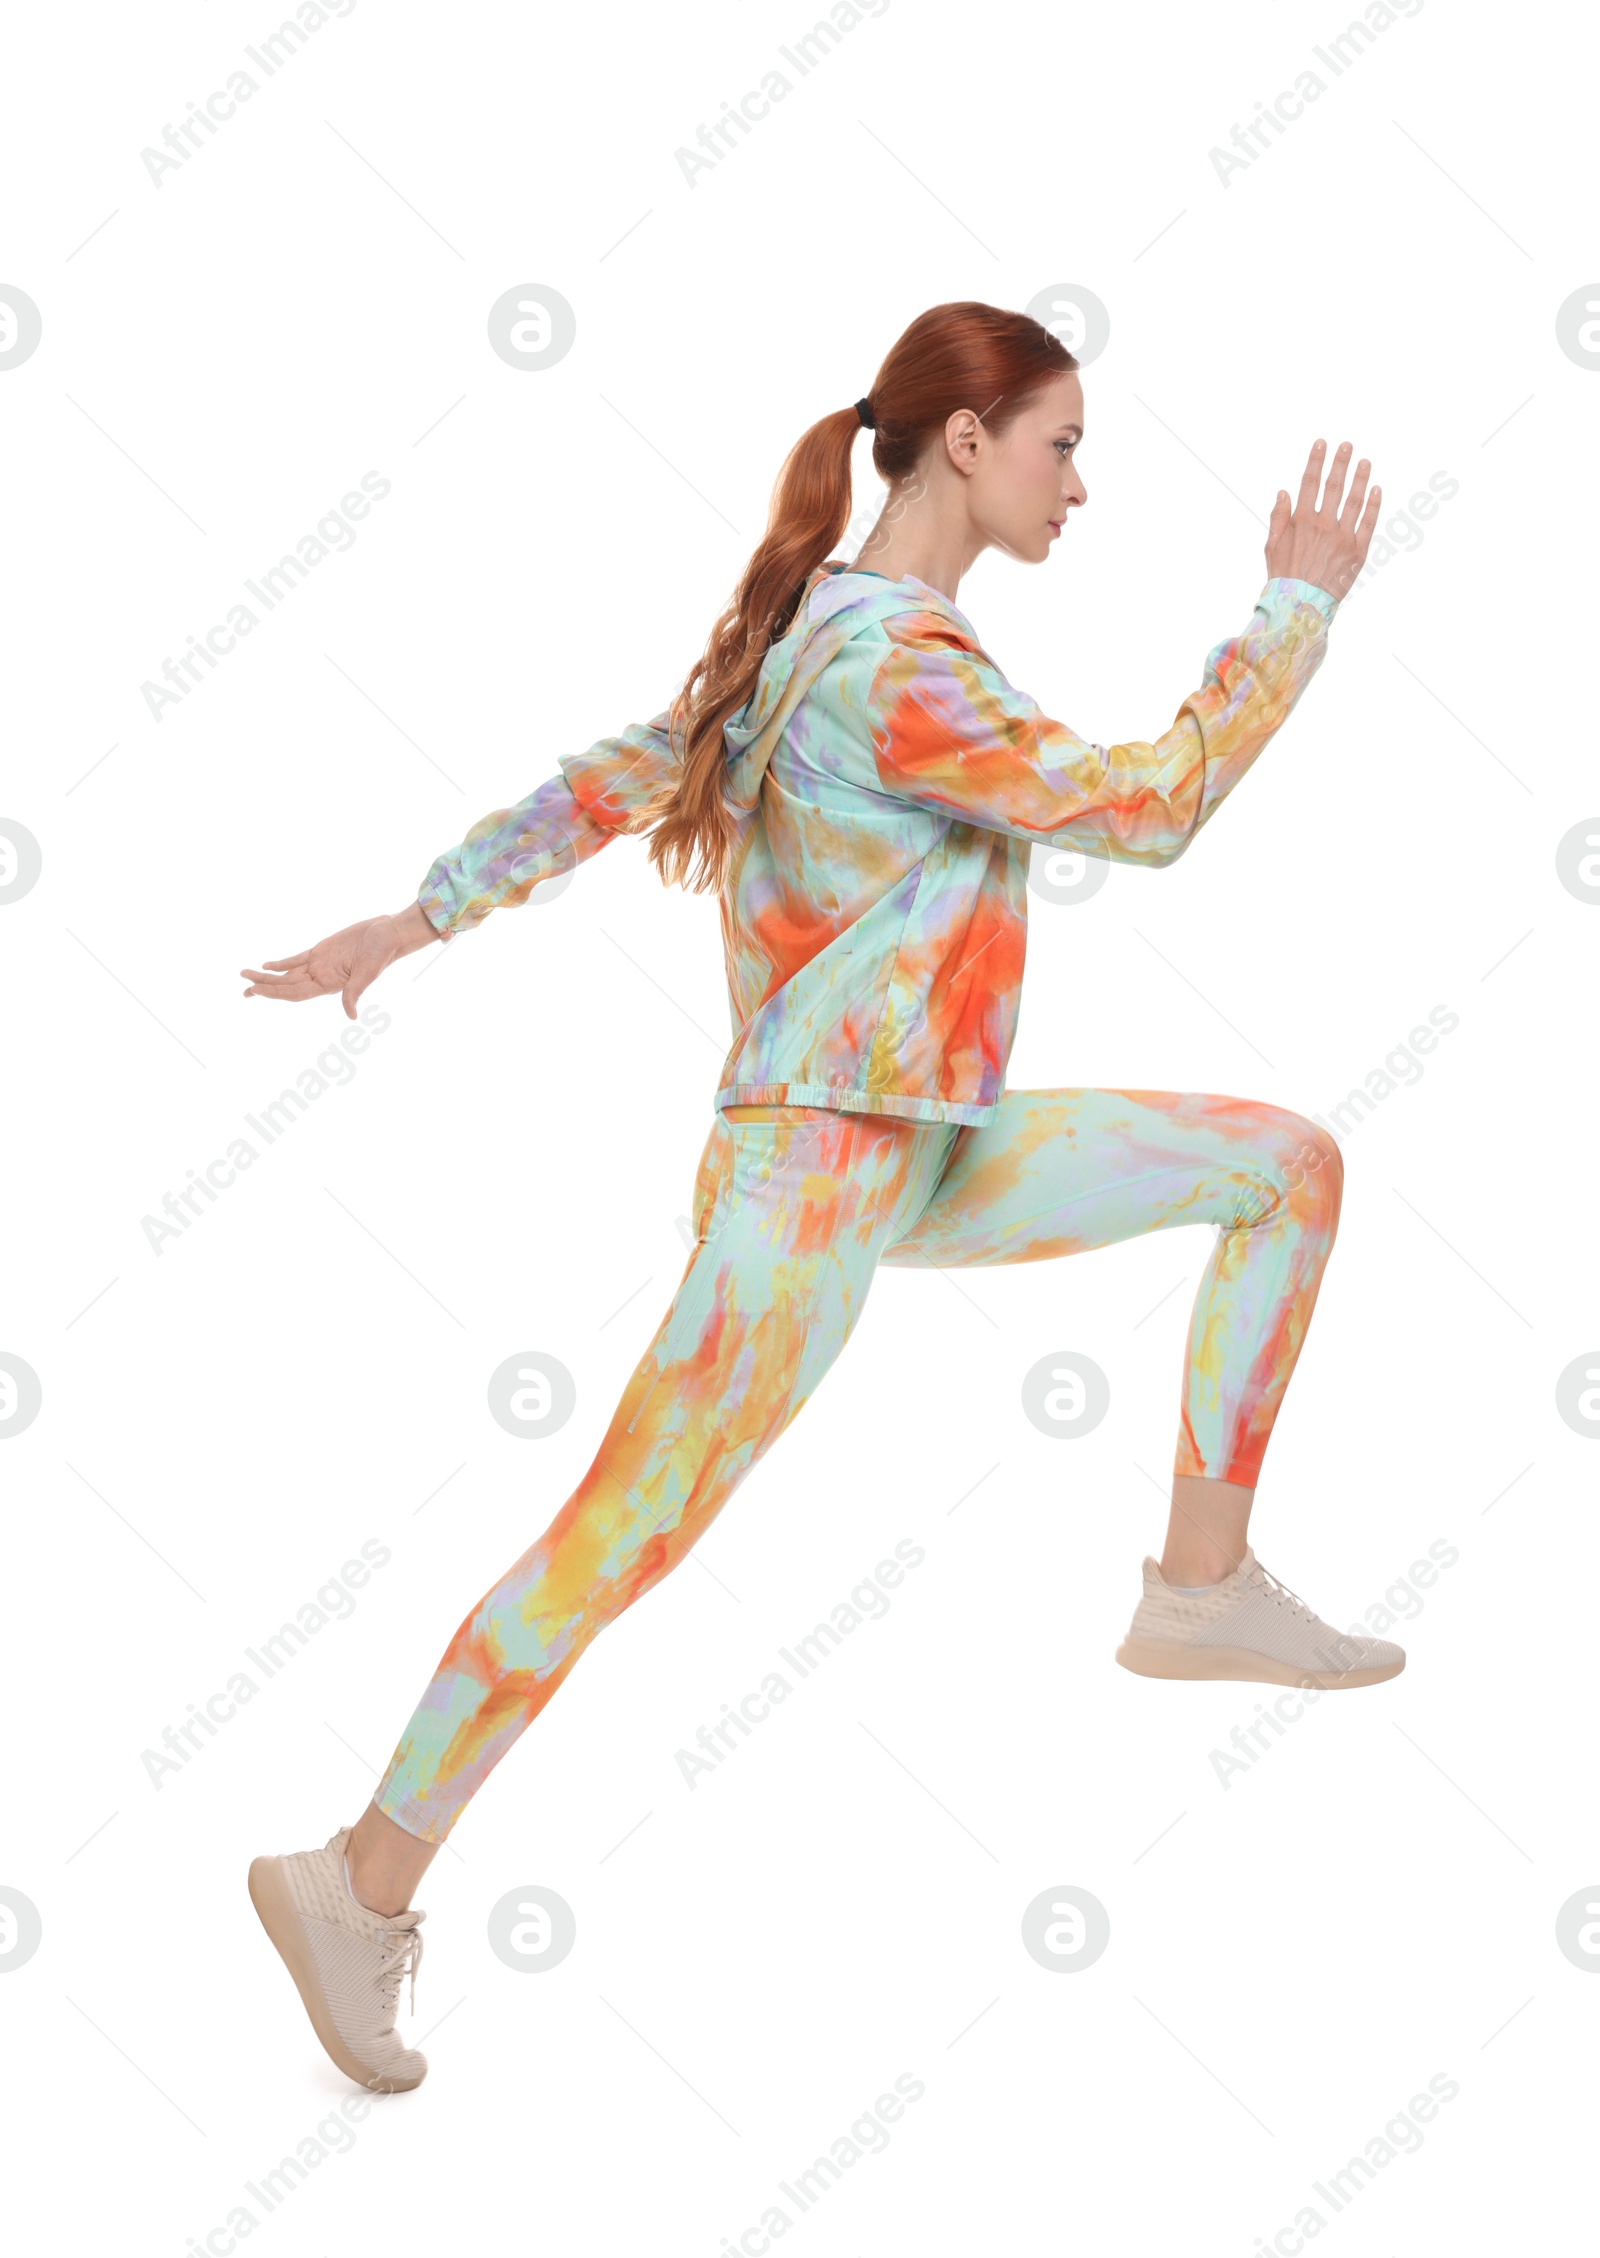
[417,563,1338,1126]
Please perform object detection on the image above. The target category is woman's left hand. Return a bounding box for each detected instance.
[1265,439,1380,601]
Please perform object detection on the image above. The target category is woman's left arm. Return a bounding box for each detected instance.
[866,436,1376,866]
[865,579,1336,868]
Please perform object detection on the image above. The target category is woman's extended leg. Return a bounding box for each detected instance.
[248,1105,956,2097]
[363,1105,956,1862]
[877,1087,1345,1575]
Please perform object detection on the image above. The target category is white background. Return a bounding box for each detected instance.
[2,1,1595,2250]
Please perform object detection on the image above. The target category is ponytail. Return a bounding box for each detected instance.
[642,405,861,896]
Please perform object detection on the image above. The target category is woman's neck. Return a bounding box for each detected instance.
[847,487,981,604]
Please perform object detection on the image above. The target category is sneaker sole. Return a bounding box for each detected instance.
[247,1854,426,2094]
[1114,1637,1405,1689]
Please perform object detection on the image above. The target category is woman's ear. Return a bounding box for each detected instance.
[943,409,982,477]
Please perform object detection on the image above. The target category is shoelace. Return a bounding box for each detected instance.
[1237,1555,1321,1626]
[322,1829,427,2023]
[374,1920,425,2024]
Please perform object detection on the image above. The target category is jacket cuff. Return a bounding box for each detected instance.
[416,878,458,941]
[1260,575,1338,625]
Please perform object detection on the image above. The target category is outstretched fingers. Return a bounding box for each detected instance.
[240,944,340,1001]
[1336,453,1372,527]
[1350,475,1383,567]
[1315,439,1355,521]
[1294,437,1327,517]
[240,967,321,999]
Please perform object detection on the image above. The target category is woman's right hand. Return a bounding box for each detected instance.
[1264,438,1381,602]
[240,902,440,1018]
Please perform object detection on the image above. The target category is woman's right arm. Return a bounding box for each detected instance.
[240,710,679,1011]
[421,708,679,940]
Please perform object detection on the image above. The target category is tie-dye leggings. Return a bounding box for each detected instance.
[375,1089,1342,1842]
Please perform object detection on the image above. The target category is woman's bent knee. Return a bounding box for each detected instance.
[1270,1109,1343,1217]
[1218,1104,1343,1229]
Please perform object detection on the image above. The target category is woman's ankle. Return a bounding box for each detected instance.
[345,1800,436,1915]
[343,1847,412,1917]
[1156,1548,1233,1591]
[1162,1474,1255,1590]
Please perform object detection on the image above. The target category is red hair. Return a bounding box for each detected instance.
[640,300,1079,895]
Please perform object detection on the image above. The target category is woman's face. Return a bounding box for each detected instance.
[960,369,1087,565]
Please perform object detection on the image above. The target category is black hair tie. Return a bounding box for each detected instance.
[854,396,875,430]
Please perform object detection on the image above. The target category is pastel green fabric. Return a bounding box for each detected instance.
[417,567,1337,1126]
[376,1088,1342,1844]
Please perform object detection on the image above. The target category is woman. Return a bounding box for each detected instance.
[241,300,1388,2094]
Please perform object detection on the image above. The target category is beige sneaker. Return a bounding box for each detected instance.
[1115,1546,1405,1689]
[248,1823,428,2093]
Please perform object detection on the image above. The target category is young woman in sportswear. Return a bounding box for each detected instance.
[241,300,1388,2094]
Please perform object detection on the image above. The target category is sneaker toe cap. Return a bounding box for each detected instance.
[362,2045,428,2092]
[1343,1635,1405,1672]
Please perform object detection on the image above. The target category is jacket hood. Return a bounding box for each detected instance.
[721,562,980,813]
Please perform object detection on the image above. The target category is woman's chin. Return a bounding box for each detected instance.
[990,530,1059,567]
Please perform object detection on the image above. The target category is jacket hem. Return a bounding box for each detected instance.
[714,1081,996,1128]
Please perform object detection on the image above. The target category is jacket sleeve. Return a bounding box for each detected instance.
[865,578,1338,867]
[418,709,678,940]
